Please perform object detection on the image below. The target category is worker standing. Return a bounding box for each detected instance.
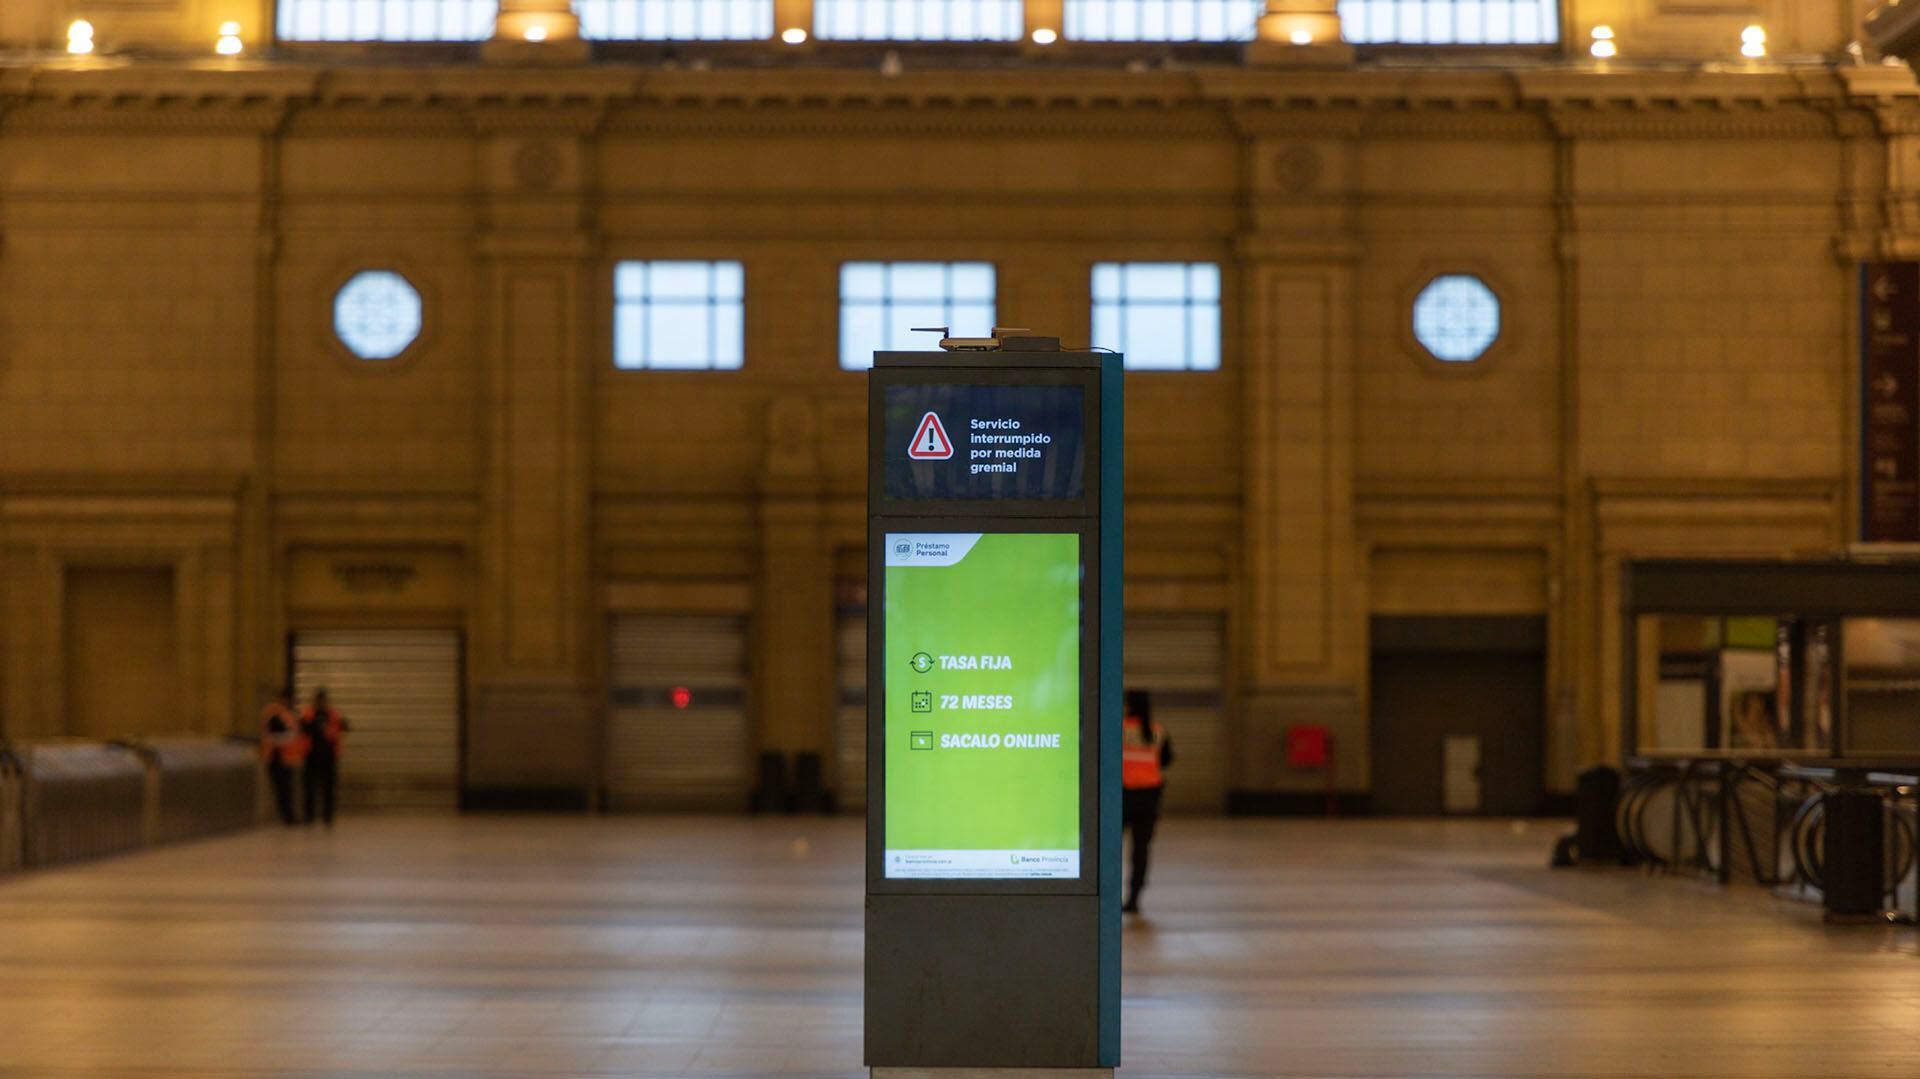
[299,688,349,827]
[258,690,303,826]
[1121,688,1174,915]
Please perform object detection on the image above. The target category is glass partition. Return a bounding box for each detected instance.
[1842,618,1920,755]
[1635,614,1833,756]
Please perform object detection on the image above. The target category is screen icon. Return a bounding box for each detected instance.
[907,411,954,460]
[910,731,935,751]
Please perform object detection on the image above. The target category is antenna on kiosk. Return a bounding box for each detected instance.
[910,326,1046,352]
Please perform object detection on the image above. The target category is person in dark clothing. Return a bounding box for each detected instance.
[299,688,348,826]
[259,690,302,826]
[1120,688,1173,914]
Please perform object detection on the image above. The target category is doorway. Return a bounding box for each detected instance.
[289,629,463,808]
[1369,616,1545,816]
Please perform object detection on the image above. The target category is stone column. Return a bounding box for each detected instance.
[774,0,814,41]
[484,0,588,62]
[1247,0,1351,66]
[1025,0,1063,42]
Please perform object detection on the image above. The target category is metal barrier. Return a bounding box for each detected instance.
[1603,757,1920,922]
[0,749,22,873]
[18,743,147,868]
[125,737,260,846]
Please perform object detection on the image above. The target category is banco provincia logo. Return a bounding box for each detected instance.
[894,541,911,557]
[910,652,935,674]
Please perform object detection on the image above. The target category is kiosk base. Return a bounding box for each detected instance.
[873,1070,1114,1078]
[866,894,1102,1068]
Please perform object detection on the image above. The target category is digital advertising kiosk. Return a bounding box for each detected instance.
[864,340,1123,1074]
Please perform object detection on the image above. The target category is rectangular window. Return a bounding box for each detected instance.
[815,0,1024,41]
[1064,0,1262,41]
[1092,262,1220,371]
[276,0,497,41]
[1336,0,1559,45]
[613,261,746,371]
[840,262,996,370]
[576,0,772,40]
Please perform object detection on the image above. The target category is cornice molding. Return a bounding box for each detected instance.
[0,59,1909,141]
[1546,104,1840,140]
[1589,475,1841,505]
[599,101,1232,138]
[0,470,248,497]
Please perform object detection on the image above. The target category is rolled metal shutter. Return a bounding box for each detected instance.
[835,608,868,812]
[290,630,461,809]
[1124,614,1227,814]
[607,614,749,811]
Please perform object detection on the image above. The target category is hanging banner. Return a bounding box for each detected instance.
[1862,262,1920,542]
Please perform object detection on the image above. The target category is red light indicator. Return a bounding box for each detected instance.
[670,686,692,710]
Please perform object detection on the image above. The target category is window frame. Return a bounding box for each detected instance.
[274,0,499,44]
[837,260,999,371]
[1401,265,1512,374]
[1062,0,1264,43]
[609,258,749,373]
[813,0,1027,42]
[327,264,432,371]
[1089,260,1224,373]
[1336,0,1562,49]
[575,0,775,42]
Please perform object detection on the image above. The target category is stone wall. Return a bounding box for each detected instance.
[0,35,1909,802]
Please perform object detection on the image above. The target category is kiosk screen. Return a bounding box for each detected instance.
[882,531,1082,880]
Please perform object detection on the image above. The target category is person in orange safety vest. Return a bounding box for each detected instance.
[299,688,349,827]
[259,689,303,826]
[1121,688,1174,914]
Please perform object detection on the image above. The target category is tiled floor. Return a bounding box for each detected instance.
[0,815,1917,1076]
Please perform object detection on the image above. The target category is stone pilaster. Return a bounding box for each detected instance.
[468,122,598,803]
[753,397,834,760]
[1234,130,1364,797]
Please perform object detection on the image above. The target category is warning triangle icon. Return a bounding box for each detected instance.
[907,411,954,460]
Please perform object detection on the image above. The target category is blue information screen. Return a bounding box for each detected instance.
[882,384,1086,501]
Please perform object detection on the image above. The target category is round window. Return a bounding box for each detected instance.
[333,270,422,361]
[1412,274,1500,364]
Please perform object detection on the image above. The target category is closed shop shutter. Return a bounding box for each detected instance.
[290,630,461,809]
[607,614,749,811]
[835,608,868,812]
[1124,614,1227,814]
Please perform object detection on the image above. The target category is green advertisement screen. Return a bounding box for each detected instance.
[883,531,1081,879]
